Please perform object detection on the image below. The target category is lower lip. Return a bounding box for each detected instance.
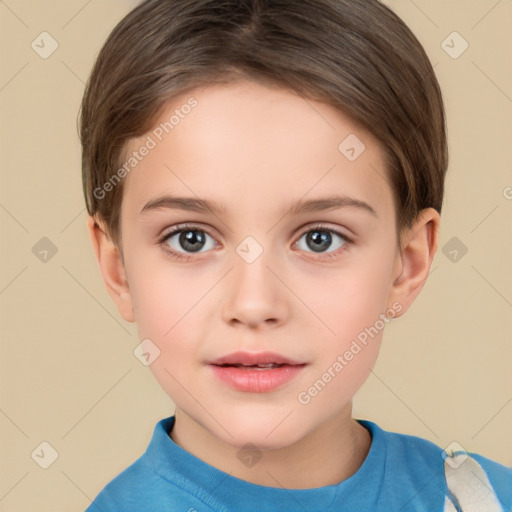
[209,364,306,393]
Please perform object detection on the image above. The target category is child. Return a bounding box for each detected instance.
[80,0,512,510]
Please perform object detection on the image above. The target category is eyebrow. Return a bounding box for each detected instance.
[140,194,378,218]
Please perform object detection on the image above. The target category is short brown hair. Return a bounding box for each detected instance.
[80,0,448,252]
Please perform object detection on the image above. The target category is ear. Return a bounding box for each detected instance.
[386,207,440,317]
[86,215,135,323]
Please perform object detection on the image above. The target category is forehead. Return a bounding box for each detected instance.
[120,79,394,224]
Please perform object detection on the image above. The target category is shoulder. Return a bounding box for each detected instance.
[85,455,211,512]
[359,419,447,478]
[359,420,512,511]
[85,416,216,512]
[470,451,512,486]
[85,456,149,511]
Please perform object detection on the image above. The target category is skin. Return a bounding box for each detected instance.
[87,79,440,489]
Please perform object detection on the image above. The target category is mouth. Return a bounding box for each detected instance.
[208,351,307,392]
[214,362,291,370]
[208,350,305,367]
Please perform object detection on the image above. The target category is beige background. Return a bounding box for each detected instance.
[0,0,511,510]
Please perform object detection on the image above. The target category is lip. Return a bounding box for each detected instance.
[208,351,305,366]
[208,351,307,393]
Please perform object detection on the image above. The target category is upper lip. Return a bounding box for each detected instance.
[209,351,305,366]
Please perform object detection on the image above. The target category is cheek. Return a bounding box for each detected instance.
[314,249,396,340]
[127,258,215,372]
[299,262,392,410]
[129,264,205,399]
[127,251,204,336]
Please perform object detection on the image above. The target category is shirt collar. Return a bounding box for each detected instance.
[143,415,383,510]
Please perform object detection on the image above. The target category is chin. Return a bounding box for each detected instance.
[208,408,306,450]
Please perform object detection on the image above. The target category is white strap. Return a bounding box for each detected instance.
[444,495,458,512]
[443,452,503,512]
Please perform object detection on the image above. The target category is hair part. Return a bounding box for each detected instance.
[80,0,448,253]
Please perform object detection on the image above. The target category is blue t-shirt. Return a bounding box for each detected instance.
[86,416,512,512]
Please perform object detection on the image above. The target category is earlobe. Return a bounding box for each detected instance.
[387,208,440,316]
[86,216,135,323]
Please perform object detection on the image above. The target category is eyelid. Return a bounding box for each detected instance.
[295,222,352,241]
[159,222,216,239]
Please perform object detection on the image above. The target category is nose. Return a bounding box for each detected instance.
[221,249,289,330]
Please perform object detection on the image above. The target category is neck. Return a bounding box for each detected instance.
[169,405,371,489]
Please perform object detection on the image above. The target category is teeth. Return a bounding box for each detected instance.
[233,363,282,369]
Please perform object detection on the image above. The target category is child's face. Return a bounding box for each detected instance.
[113,79,409,448]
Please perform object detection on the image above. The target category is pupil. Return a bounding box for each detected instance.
[308,231,331,252]
[180,231,205,252]
[177,229,332,254]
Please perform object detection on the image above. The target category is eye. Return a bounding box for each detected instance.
[158,224,217,260]
[158,223,352,262]
[294,224,351,258]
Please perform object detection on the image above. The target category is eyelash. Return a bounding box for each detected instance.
[157,223,353,262]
